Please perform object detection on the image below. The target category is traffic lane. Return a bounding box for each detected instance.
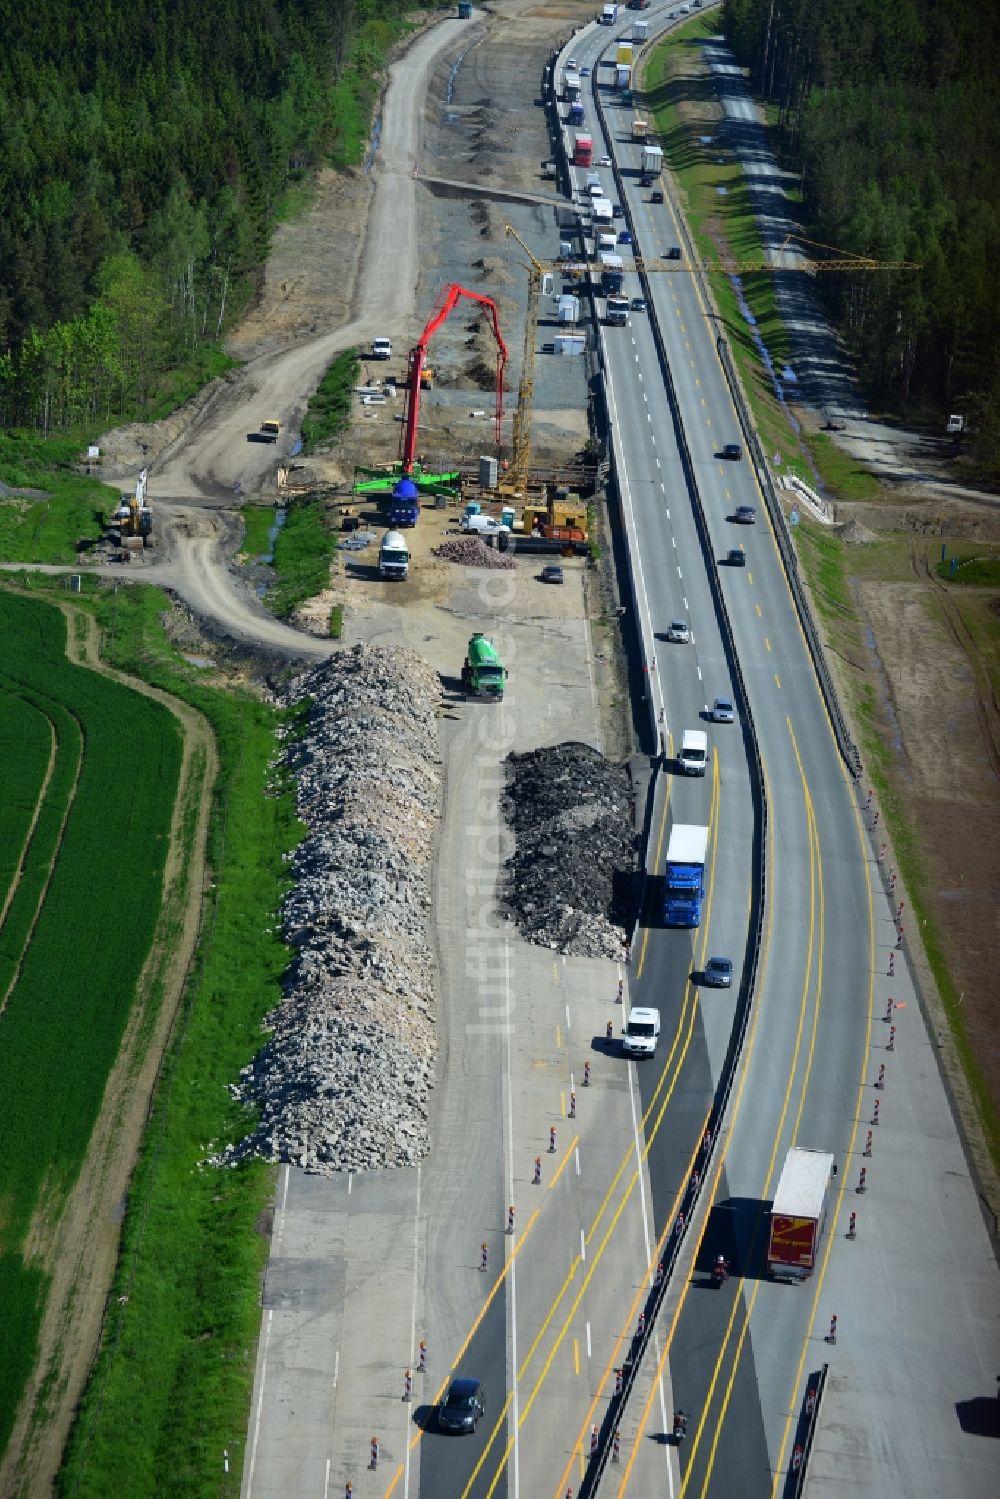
[419,1287,507,1499]
[669,1251,772,1499]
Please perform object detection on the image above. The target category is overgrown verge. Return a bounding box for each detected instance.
[6,579,309,1498]
[267,497,338,617]
[301,347,360,452]
[0,434,108,562]
[792,520,1000,1170]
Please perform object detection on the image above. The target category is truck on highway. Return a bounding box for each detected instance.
[599,251,624,293]
[663,823,708,926]
[601,3,619,22]
[632,116,650,141]
[627,0,650,9]
[462,633,508,699]
[616,42,633,64]
[378,529,410,581]
[623,1005,660,1057]
[605,295,629,326]
[568,100,585,127]
[591,197,614,224]
[641,142,663,185]
[574,133,593,167]
[633,18,649,38]
[678,729,708,776]
[615,63,632,90]
[767,1148,835,1281]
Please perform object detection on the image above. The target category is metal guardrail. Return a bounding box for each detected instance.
[784,1364,829,1497]
[579,61,770,1499]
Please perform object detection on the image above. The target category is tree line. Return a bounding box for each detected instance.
[722,0,1000,454]
[0,0,428,433]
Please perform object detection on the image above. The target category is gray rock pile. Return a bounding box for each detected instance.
[213,644,442,1174]
[433,535,517,568]
[498,742,636,959]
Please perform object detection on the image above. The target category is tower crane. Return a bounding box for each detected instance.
[400,282,509,474]
[503,224,588,495]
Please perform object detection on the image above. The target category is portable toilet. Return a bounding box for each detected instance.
[458,2,473,16]
[501,505,516,530]
[464,500,481,517]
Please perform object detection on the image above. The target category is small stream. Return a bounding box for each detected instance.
[255,506,287,596]
[444,47,471,123]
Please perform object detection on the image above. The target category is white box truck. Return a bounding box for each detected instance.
[623,1006,660,1057]
[767,1148,835,1281]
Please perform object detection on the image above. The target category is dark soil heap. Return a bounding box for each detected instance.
[499,742,636,959]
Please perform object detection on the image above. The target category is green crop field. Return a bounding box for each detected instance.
[0,692,53,903]
[0,591,183,1457]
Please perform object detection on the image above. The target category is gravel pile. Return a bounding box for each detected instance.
[213,644,442,1174]
[498,743,636,959]
[433,535,517,568]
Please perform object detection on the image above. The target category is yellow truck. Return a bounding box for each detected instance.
[258,419,281,443]
[632,117,649,142]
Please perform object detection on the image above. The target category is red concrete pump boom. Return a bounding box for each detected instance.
[401,283,509,473]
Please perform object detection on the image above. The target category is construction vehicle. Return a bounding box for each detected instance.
[258,419,281,442]
[106,467,152,544]
[632,116,650,141]
[461,633,508,699]
[399,283,508,476]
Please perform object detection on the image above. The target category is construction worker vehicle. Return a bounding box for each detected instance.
[462,633,507,700]
[259,419,281,442]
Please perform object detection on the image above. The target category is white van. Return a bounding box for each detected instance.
[460,514,510,536]
[592,199,614,224]
[372,337,392,360]
[678,729,709,776]
[623,1007,661,1057]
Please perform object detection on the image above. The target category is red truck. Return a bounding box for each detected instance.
[767,1147,835,1282]
[573,133,593,167]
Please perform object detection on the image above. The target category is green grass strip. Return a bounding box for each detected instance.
[51,581,305,1498]
[0,692,52,901]
[301,347,360,453]
[266,497,337,618]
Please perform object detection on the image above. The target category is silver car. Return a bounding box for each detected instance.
[711,697,734,723]
[666,619,690,644]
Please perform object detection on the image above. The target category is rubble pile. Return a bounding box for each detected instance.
[433,536,517,569]
[214,644,443,1174]
[498,743,636,959]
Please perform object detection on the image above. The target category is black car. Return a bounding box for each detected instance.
[439,1377,486,1434]
[540,564,564,584]
[651,189,664,204]
[631,296,647,312]
[666,245,681,259]
[703,956,733,988]
[726,548,746,566]
[723,442,743,460]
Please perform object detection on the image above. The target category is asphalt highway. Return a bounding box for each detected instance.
[562,7,872,1492]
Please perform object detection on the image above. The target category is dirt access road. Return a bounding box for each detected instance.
[148,11,485,505]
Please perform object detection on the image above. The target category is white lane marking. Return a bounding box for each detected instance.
[586,1322,592,1358]
[697,666,703,681]
[245,1163,292,1495]
[683,597,689,610]
[347,1172,352,1195]
[403,1165,422,1499]
[672,537,677,548]
[666,509,671,519]
[580,1228,587,1263]
[324,1457,330,1499]
[504,938,521,1499]
[575,1145,581,1176]
[677,566,683,579]
[566,1001,572,1029]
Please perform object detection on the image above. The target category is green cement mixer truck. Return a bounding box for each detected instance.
[462,633,507,700]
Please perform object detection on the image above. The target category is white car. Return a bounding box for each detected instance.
[666,619,690,644]
[711,697,735,723]
[599,155,612,167]
[566,58,578,71]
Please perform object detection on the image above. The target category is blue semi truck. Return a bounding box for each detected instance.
[663,823,709,927]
